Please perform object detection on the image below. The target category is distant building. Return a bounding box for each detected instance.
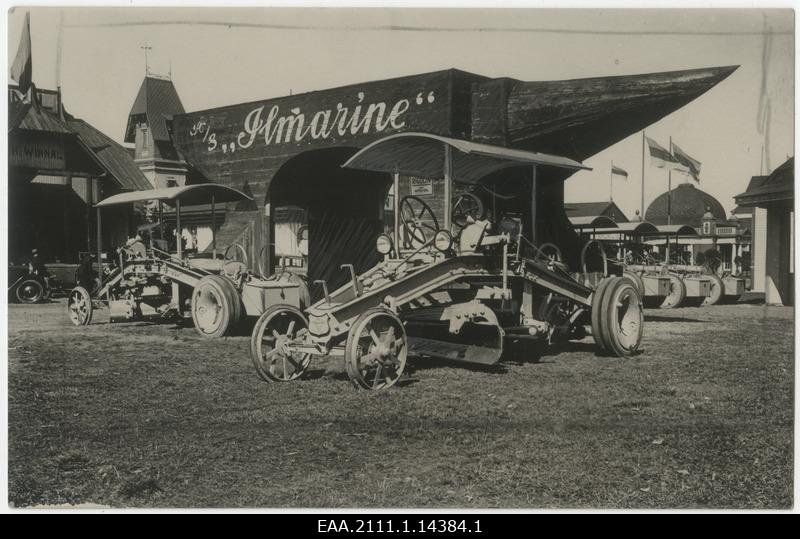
[644,181,749,274]
[9,85,151,263]
[565,201,630,229]
[125,75,188,188]
[735,158,794,305]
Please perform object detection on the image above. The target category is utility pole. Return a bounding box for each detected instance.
[641,131,646,219]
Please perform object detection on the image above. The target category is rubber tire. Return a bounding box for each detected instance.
[15,278,45,304]
[590,276,615,353]
[623,271,645,298]
[659,274,687,309]
[344,308,407,390]
[599,277,644,357]
[702,274,725,306]
[221,276,244,328]
[250,304,310,382]
[191,275,242,338]
[67,286,93,326]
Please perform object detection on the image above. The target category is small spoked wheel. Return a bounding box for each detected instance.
[250,305,311,382]
[345,308,407,390]
[702,274,724,306]
[191,275,242,338]
[67,286,93,326]
[591,276,643,357]
[17,278,45,304]
[659,274,686,309]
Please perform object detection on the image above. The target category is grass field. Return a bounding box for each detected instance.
[7,299,794,508]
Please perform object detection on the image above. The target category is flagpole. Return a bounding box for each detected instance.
[641,131,646,220]
[609,161,614,202]
[668,136,673,226]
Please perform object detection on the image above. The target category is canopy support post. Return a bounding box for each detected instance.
[211,194,216,259]
[443,144,452,231]
[530,164,538,246]
[95,178,103,289]
[158,201,164,240]
[176,199,182,259]
[393,171,400,253]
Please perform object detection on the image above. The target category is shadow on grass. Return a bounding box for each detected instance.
[408,356,508,374]
[644,315,705,323]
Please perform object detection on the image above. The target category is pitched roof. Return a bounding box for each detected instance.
[735,158,794,207]
[125,76,185,143]
[9,100,72,134]
[67,118,152,191]
[563,201,629,222]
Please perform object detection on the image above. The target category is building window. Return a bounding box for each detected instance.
[702,222,711,235]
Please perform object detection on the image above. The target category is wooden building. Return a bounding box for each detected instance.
[8,85,151,266]
[170,66,737,293]
[735,158,794,305]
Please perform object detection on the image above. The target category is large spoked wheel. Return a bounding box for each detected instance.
[250,305,311,382]
[16,278,45,304]
[451,192,485,229]
[191,275,242,338]
[601,276,644,356]
[345,308,407,390]
[399,196,439,249]
[702,274,725,306]
[659,274,687,309]
[67,286,93,326]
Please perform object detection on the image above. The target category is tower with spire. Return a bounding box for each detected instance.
[125,74,188,188]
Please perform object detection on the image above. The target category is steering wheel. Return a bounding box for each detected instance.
[581,240,608,277]
[399,196,439,249]
[223,243,249,278]
[451,192,485,229]
[535,242,563,263]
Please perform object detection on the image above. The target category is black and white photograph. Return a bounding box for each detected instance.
[2,3,796,513]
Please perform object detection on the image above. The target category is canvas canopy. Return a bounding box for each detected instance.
[569,215,619,229]
[342,132,589,182]
[95,184,253,208]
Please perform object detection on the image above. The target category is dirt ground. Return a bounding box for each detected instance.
[6,298,794,508]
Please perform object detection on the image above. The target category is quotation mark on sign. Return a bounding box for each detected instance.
[415,91,435,105]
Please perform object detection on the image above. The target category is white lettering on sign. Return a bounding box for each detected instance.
[10,140,66,169]
[191,90,436,154]
[410,177,434,196]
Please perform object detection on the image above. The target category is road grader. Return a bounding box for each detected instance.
[66,184,307,337]
[249,133,644,390]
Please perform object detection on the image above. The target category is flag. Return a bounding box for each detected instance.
[11,12,32,94]
[611,164,628,178]
[671,142,702,181]
[645,137,673,168]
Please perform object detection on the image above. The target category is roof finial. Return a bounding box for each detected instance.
[140,41,152,75]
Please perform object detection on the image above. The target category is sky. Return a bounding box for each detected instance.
[5,5,795,220]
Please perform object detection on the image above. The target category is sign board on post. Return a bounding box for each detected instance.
[410,177,434,196]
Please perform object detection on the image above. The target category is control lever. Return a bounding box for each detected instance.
[314,280,330,304]
[340,264,362,297]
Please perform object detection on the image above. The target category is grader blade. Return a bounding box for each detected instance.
[407,336,503,365]
[404,317,504,365]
